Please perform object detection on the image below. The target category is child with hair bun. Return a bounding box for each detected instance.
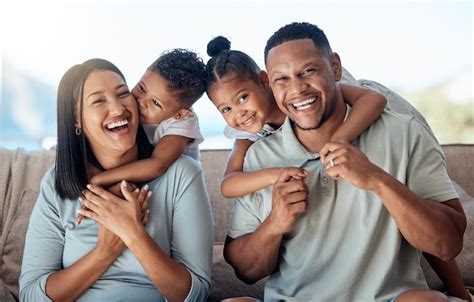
[205,36,387,198]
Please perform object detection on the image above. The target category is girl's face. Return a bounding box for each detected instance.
[78,70,139,158]
[208,73,272,134]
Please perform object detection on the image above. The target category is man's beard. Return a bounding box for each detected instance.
[292,96,337,131]
[294,117,325,131]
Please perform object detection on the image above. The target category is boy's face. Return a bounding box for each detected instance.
[266,38,341,131]
[132,70,183,124]
[208,74,271,134]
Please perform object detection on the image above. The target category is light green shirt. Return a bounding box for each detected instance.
[20,156,214,302]
[228,109,457,301]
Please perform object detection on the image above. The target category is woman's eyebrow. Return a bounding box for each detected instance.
[86,90,104,100]
[86,84,128,100]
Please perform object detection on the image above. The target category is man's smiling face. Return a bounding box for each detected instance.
[266,38,341,131]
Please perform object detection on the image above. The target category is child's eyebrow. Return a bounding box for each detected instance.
[231,88,246,101]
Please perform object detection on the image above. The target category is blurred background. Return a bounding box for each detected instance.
[1,0,472,150]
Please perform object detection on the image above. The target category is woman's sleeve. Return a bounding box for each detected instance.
[170,158,214,301]
[19,168,64,302]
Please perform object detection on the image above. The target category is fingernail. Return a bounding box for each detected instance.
[121,180,127,187]
[146,209,150,214]
[134,188,139,193]
[143,184,149,191]
[78,196,82,202]
[86,184,92,189]
[147,191,152,197]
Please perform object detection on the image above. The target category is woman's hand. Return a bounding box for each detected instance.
[96,223,127,258]
[79,181,152,242]
[76,181,141,225]
[107,181,138,198]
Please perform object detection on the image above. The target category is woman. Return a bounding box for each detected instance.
[19,59,214,301]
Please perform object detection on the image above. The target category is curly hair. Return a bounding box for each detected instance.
[205,36,261,92]
[149,49,206,106]
[264,22,332,63]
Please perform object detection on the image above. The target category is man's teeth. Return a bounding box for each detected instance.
[292,98,316,110]
[106,119,128,130]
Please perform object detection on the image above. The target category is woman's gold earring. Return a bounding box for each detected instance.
[75,127,82,136]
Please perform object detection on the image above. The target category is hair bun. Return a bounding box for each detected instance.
[207,36,231,57]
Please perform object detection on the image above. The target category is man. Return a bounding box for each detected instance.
[224,22,466,301]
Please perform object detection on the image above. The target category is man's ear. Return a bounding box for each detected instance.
[174,108,193,120]
[330,52,342,81]
[258,70,270,88]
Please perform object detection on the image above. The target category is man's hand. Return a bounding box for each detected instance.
[267,167,309,236]
[320,142,385,191]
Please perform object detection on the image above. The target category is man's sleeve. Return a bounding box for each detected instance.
[226,147,265,239]
[406,117,458,202]
[227,192,263,239]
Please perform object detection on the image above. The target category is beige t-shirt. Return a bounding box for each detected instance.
[228,109,457,301]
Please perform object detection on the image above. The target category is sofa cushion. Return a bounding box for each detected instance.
[0,148,56,300]
[201,150,234,244]
[442,145,474,197]
[421,181,474,289]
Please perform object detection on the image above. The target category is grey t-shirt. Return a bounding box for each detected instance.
[20,156,214,302]
[142,109,204,161]
[228,110,457,301]
[223,124,279,142]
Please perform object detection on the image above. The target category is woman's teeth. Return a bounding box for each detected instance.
[106,119,128,131]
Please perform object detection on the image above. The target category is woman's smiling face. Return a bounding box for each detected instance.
[79,69,139,158]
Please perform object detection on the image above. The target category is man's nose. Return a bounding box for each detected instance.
[289,78,308,95]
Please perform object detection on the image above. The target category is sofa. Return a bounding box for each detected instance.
[1,71,473,301]
[1,144,473,301]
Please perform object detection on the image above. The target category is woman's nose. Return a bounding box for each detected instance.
[109,99,127,115]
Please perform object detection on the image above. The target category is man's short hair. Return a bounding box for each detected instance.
[264,22,333,63]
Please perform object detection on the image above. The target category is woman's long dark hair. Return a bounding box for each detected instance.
[55,58,153,200]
